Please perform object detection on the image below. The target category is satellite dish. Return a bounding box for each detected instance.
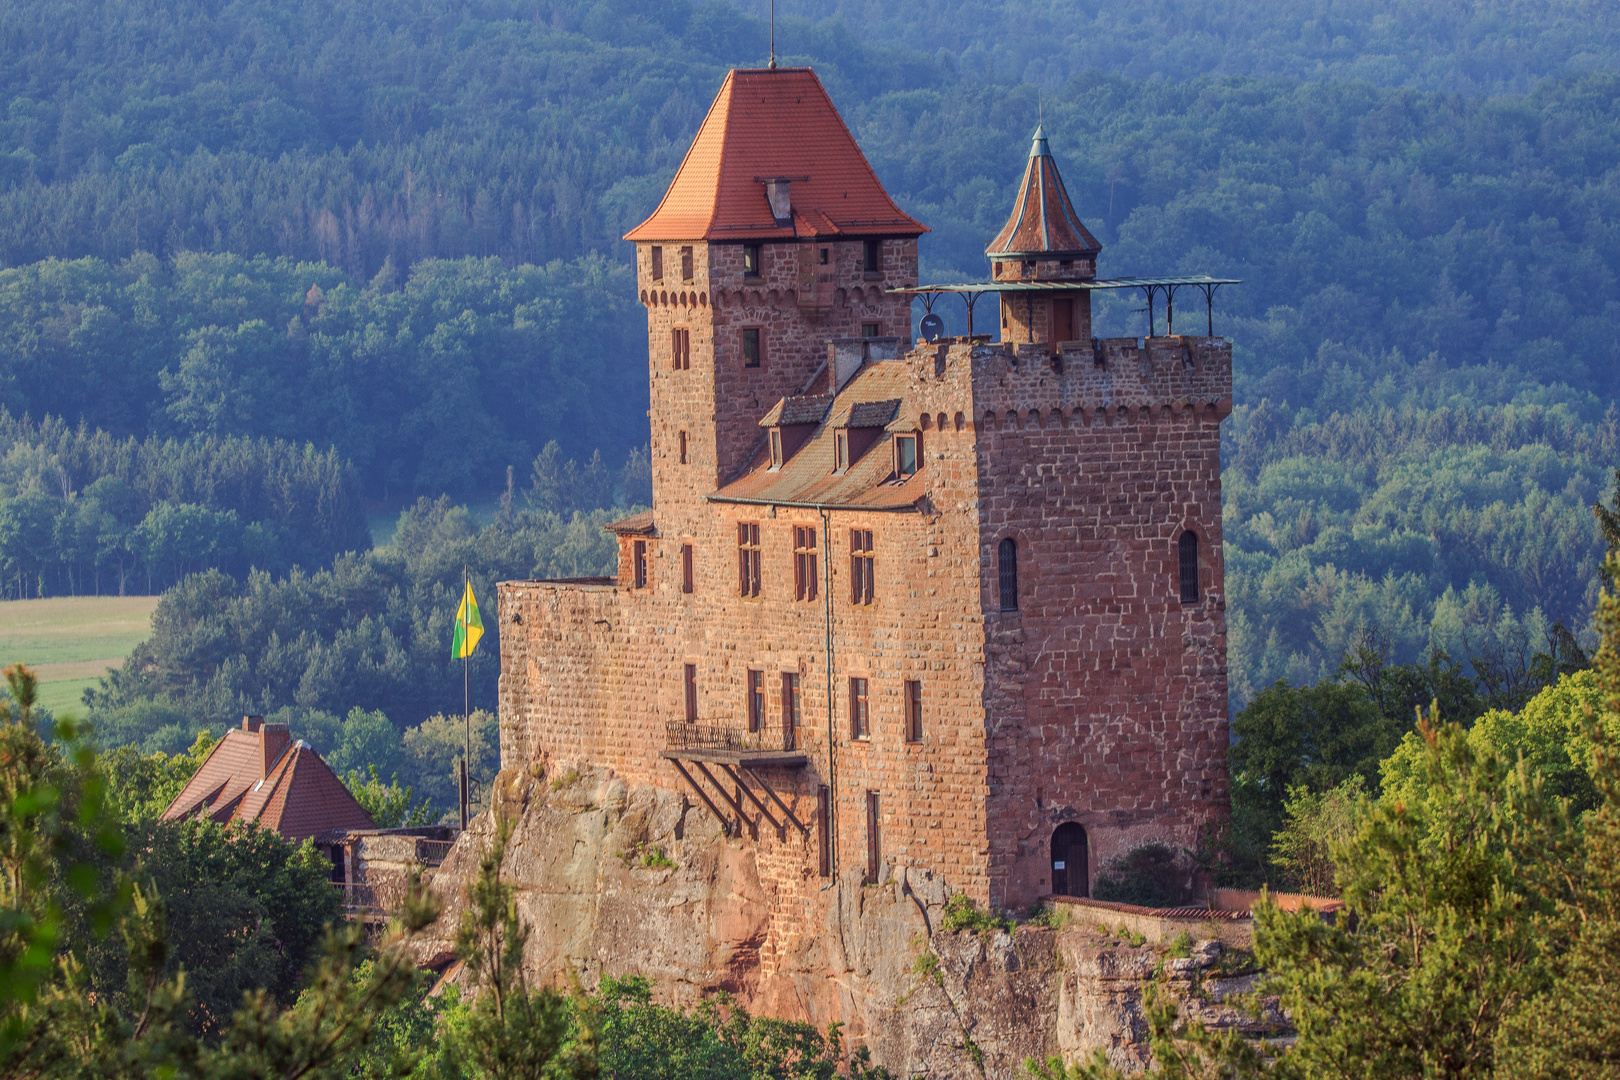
[920,313,945,342]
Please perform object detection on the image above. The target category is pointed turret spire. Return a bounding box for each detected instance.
[985,125,1101,265]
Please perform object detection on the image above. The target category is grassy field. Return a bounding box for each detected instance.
[0,596,160,716]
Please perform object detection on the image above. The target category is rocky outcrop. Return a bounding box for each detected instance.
[419,767,1282,1077]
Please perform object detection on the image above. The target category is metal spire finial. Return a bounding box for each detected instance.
[768,0,777,68]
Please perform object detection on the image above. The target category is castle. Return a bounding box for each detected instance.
[493,66,1232,993]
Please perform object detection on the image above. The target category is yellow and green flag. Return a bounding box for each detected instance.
[452,581,483,660]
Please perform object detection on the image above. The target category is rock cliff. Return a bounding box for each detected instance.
[419,767,1278,1077]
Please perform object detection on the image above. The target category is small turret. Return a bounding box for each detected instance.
[986,126,1101,283]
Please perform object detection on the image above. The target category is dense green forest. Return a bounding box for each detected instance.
[0,0,1611,721]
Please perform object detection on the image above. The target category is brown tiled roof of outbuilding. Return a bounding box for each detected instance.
[162,721,374,842]
[986,126,1101,259]
[759,395,834,427]
[606,510,657,536]
[624,68,926,243]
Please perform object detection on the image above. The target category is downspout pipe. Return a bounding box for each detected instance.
[820,507,837,887]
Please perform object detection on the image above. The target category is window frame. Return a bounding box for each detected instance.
[998,536,1019,611]
[904,679,922,743]
[1179,530,1200,604]
[737,522,761,598]
[894,433,919,478]
[678,429,688,464]
[650,245,663,282]
[741,326,762,369]
[833,430,850,473]
[849,676,870,740]
[633,539,648,589]
[747,669,764,733]
[781,672,801,750]
[863,239,880,274]
[793,525,819,602]
[850,529,874,605]
[683,663,698,723]
[861,322,880,338]
[681,543,694,594]
[743,243,762,278]
[680,245,694,282]
[671,326,690,370]
[769,428,783,469]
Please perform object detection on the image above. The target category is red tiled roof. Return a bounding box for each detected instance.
[711,361,927,510]
[162,723,374,842]
[624,68,927,243]
[986,126,1101,259]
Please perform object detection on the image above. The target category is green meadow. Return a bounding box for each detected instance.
[0,597,160,717]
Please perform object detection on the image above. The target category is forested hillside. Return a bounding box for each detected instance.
[0,0,1613,723]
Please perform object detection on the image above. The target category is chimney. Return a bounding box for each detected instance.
[242,715,263,732]
[260,722,292,775]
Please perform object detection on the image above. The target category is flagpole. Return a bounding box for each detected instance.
[460,565,470,832]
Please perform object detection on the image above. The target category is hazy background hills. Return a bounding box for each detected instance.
[0,0,1614,746]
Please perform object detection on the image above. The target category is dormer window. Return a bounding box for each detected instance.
[769,428,784,469]
[894,434,918,478]
[834,430,849,473]
[743,244,761,278]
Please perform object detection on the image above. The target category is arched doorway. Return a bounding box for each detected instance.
[1051,823,1089,897]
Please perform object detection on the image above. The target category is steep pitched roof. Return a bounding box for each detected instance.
[162,722,374,842]
[624,68,926,243]
[986,126,1101,259]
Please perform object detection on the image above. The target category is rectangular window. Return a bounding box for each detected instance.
[747,669,764,732]
[834,430,849,473]
[849,677,869,739]
[680,245,694,281]
[651,246,663,281]
[678,429,688,464]
[904,679,922,742]
[863,239,880,273]
[782,673,801,750]
[865,791,880,883]
[684,664,698,723]
[737,522,761,597]
[818,247,829,265]
[743,243,761,277]
[818,785,831,877]
[671,327,690,369]
[861,322,880,338]
[793,526,818,602]
[741,327,761,368]
[681,543,694,594]
[894,434,918,478]
[850,529,874,605]
[633,540,647,589]
[769,429,783,469]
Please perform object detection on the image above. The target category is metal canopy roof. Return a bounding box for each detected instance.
[890,274,1241,295]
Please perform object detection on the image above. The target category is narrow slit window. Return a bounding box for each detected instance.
[684,664,698,723]
[737,522,761,597]
[850,529,874,605]
[894,434,918,478]
[904,679,922,742]
[1179,530,1200,604]
[793,526,818,602]
[681,543,693,594]
[998,537,1018,611]
[849,677,869,739]
[678,429,688,464]
[680,245,694,281]
[834,430,849,473]
[741,327,761,368]
[633,540,647,589]
[865,790,880,883]
[747,669,764,733]
[782,672,801,750]
[650,246,663,281]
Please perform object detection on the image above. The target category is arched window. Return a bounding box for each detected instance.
[1179,530,1200,604]
[998,537,1018,611]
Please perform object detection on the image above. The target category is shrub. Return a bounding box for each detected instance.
[1093,844,1196,909]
